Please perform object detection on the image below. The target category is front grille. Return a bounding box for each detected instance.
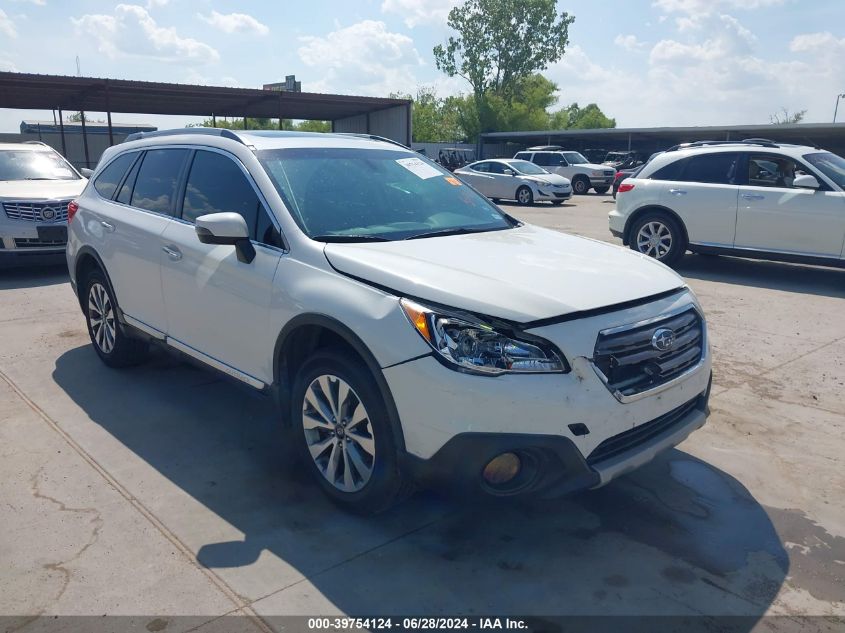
[587,396,700,465]
[2,200,71,222]
[593,308,703,397]
[14,237,66,249]
[602,170,615,177]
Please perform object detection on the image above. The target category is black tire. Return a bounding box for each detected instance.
[83,269,149,368]
[594,186,610,195]
[516,186,534,206]
[491,198,501,203]
[628,212,687,267]
[291,349,408,514]
[572,176,590,195]
[550,200,565,206]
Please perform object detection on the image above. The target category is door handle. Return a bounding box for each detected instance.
[668,188,687,195]
[741,193,765,200]
[100,221,115,233]
[162,245,182,261]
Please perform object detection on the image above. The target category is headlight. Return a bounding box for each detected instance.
[400,298,569,375]
[590,170,603,177]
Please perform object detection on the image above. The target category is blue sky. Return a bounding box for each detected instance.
[0,0,843,132]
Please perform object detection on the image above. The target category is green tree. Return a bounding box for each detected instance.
[434,0,574,131]
[560,102,616,129]
[189,117,330,132]
[295,119,331,133]
[391,87,467,142]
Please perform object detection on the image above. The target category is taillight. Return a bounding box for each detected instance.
[67,200,79,223]
[614,171,624,182]
[618,183,635,193]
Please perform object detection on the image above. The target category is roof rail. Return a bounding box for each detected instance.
[123,127,245,144]
[665,139,780,152]
[334,133,409,149]
[527,145,563,151]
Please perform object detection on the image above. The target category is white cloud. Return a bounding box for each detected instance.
[0,58,17,71]
[614,34,647,51]
[146,0,168,8]
[0,9,18,38]
[7,0,45,6]
[298,20,424,96]
[653,0,785,15]
[71,4,219,64]
[380,0,459,28]
[790,31,845,54]
[198,10,269,36]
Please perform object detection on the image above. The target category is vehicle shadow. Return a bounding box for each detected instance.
[0,263,68,290]
[52,345,789,622]
[676,253,845,299]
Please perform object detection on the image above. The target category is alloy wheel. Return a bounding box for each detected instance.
[518,188,531,204]
[636,221,673,259]
[88,282,116,354]
[302,374,376,493]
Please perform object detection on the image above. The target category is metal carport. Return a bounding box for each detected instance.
[0,72,412,166]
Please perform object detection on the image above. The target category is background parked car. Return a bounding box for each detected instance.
[455,158,572,205]
[612,165,643,199]
[609,139,845,267]
[0,141,87,267]
[437,148,475,172]
[513,146,615,194]
[603,151,644,170]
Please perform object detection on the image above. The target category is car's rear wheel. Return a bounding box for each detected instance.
[84,269,148,367]
[629,212,686,266]
[572,176,590,195]
[292,349,408,514]
[516,186,534,205]
[594,186,610,195]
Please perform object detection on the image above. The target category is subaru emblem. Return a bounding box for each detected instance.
[651,328,675,352]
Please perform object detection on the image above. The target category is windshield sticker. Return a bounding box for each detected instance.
[444,176,462,186]
[396,157,442,180]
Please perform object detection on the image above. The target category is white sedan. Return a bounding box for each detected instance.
[455,159,572,205]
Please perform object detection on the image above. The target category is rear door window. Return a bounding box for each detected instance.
[533,153,551,166]
[514,152,532,161]
[130,149,189,215]
[93,152,137,200]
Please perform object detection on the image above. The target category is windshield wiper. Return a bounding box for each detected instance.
[311,234,392,243]
[405,226,493,240]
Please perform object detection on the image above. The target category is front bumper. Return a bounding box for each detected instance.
[535,188,572,202]
[589,176,614,188]
[401,384,709,497]
[1,223,68,267]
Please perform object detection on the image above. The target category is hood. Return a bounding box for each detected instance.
[518,173,570,186]
[0,179,87,200]
[324,224,685,323]
[578,162,614,171]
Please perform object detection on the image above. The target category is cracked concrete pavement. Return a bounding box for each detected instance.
[0,194,843,631]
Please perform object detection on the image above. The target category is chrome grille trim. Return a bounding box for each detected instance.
[2,199,72,222]
[591,304,706,403]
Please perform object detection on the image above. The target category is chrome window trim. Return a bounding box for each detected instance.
[91,143,289,253]
[590,303,708,404]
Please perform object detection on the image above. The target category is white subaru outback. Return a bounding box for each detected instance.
[67,129,712,513]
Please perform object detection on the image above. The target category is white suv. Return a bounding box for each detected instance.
[67,129,711,513]
[513,147,616,195]
[0,141,87,266]
[609,140,845,267]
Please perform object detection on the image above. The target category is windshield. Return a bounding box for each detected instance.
[803,152,845,189]
[562,152,589,165]
[0,150,79,181]
[508,160,548,175]
[258,147,516,241]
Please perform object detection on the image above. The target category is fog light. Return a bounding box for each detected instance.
[482,452,521,486]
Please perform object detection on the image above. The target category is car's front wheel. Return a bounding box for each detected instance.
[292,349,407,514]
[572,176,590,195]
[84,269,149,367]
[629,212,687,266]
[516,186,534,205]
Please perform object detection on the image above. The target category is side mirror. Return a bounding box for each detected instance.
[503,169,514,176]
[80,168,94,178]
[195,212,255,264]
[792,174,820,189]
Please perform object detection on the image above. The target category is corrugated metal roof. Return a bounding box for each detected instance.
[0,72,411,121]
